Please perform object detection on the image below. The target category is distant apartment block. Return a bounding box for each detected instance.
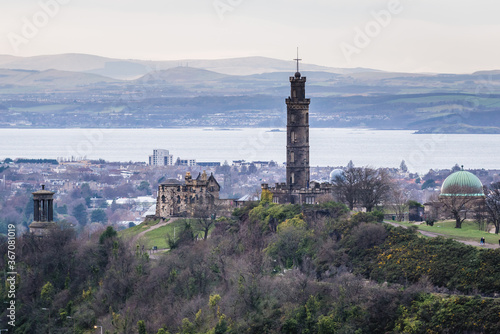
[197,162,221,167]
[175,158,197,167]
[149,149,174,166]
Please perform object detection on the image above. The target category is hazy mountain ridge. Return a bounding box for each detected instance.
[1,53,500,133]
[0,68,118,87]
[0,53,376,79]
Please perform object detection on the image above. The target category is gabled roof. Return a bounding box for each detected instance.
[207,173,220,189]
[161,178,183,186]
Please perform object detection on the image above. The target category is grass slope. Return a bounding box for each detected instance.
[119,219,161,239]
[142,219,188,249]
[397,220,499,245]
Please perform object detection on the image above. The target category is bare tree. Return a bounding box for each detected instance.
[389,185,410,222]
[484,182,500,234]
[440,185,482,229]
[333,167,392,212]
[192,202,216,240]
[357,168,392,212]
[332,167,361,210]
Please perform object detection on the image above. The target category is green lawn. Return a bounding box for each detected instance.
[142,219,188,249]
[393,220,499,245]
[119,219,162,239]
[120,218,217,249]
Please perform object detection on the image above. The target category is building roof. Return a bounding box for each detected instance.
[32,185,55,195]
[440,169,484,197]
[161,178,183,185]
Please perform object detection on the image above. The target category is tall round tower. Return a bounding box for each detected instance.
[286,54,310,191]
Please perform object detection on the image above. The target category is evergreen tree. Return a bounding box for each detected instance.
[400,160,408,173]
[91,209,107,223]
[72,203,88,226]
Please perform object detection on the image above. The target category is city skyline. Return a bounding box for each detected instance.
[1,0,500,74]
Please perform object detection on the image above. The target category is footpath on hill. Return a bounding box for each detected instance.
[384,221,500,249]
[133,218,178,243]
[129,218,179,259]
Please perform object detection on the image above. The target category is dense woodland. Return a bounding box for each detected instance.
[2,197,500,333]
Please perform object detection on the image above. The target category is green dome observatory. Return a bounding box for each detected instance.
[440,166,484,197]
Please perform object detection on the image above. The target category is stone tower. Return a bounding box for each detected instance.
[286,53,310,190]
[29,185,56,236]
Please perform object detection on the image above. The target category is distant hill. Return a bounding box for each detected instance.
[0,53,377,79]
[136,67,229,84]
[1,53,500,133]
[0,68,118,87]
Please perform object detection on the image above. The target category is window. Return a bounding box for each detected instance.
[306,112,309,124]
[291,131,295,143]
[290,173,295,184]
[273,197,279,204]
[306,197,315,204]
[290,152,295,163]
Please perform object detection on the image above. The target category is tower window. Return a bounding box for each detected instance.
[293,90,296,98]
[291,131,296,143]
[290,152,295,163]
[306,113,309,124]
[291,173,295,184]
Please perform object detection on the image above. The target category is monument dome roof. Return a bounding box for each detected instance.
[440,169,484,197]
[330,169,345,182]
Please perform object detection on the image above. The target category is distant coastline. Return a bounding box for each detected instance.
[2,125,500,134]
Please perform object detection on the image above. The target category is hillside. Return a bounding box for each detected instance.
[0,68,118,88]
[3,203,500,333]
[1,53,500,132]
[0,54,372,79]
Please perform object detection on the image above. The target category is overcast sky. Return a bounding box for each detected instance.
[1,0,499,73]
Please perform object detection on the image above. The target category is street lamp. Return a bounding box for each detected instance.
[94,325,103,334]
[67,316,75,331]
[41,308,51,334]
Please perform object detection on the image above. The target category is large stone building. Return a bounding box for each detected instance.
[155,171,231,218]
[262,57,335,204]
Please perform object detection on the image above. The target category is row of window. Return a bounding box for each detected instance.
[161,194,206,204]
[271,196,314,204]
